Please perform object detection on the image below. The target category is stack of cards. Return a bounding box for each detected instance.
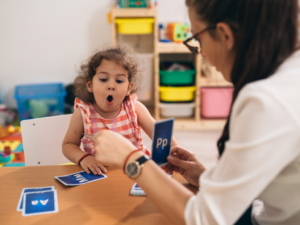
[17,186,58,217]
[130,183,146,196]
[55,171,107,186]
[130,174,172,196]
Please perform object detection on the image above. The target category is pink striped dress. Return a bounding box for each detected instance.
[74,94,150,156]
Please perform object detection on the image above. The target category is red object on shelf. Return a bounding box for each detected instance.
[12,152,25,163]
[201,87,234,118]
[4,146,11,155]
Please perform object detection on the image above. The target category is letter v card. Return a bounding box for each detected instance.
[55,171,107,186]
[22,190,58,216]
[151,117,174,166]
[17,186,54,211]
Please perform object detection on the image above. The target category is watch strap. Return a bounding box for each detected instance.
[136,155,149,166]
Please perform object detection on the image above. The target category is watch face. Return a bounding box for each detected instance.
[126,162,140,178]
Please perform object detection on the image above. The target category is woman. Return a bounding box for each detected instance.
[93,0,300,224]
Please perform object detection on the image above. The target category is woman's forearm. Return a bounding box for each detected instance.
[130,151,194,225]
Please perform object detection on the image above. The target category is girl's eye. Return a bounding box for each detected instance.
[100,79,107,82]
[116,80,124,84]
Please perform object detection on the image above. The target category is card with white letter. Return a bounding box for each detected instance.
[151,117,174,166]
[130,183,146,196]
[55,171,107,186]
[17,186,55,211]
[22,190,58,216]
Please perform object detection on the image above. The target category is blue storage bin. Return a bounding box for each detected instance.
[14,83,66,121]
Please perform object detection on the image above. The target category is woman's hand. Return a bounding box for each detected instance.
[80,155,107,175]
[163,146,206,187]
[93,130,137,168]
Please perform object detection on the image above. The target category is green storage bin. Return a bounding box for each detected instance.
[119,0,148,8]
[160,62,196,86]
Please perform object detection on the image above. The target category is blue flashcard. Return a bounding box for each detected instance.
[130,183,146,196]
[133,183,142,190]
[22,190,58,216]
[17,186,54,211]
[55,171,107,186]
[151,117,174,166]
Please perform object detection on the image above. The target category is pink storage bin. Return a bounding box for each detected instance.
[201,87,234,118]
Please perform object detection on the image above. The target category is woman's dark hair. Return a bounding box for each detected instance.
[186,0,300,156]
[74,45,142,103]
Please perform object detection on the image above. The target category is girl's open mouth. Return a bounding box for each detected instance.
[106,95,113,105]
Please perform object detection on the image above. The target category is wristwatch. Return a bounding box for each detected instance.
[125,155,149,179]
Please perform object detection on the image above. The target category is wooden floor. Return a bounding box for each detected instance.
[142,129,221,169]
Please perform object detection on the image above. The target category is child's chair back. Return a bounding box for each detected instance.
[21,114,72,166]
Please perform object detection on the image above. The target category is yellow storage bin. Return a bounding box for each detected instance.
[159,86,196,102]
[115,18,154,34]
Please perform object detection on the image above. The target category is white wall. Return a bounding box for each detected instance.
[0,0,188,107]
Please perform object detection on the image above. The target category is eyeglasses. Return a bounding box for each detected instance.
[183,25,216,54]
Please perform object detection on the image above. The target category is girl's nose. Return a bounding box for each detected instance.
[107,83,115,91]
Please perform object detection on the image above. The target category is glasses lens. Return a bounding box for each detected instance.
[184,38,199,54]
[194,37,201,48]
[190,46,198,54]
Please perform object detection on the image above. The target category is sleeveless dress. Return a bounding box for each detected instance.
[74,94,150,156]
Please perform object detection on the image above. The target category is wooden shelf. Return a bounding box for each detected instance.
[151,115,226,130]
[112,7,157,18]
[156,42,198,53]
[111,6,228,130]
[173,118,226,130]
[200,77,232,87]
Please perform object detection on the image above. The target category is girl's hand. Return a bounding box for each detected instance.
[80,155,107,175]
[162,146,206,187]
[93,130,137,168]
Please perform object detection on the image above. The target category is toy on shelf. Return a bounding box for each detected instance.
[0,146,12,163]
[159,24,171,42]
[0,126,9,138]
[167,23,190,43]
[0,125,19,139]
[0,104,16,126]
[117,0,157,8]
[14,83,66,121]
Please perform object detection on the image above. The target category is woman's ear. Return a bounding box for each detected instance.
[126,82,134,96]
[216,22,235,50]
[86,78,93,93]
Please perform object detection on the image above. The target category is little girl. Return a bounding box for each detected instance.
[62,46,178,175]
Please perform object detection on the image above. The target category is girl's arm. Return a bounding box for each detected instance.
[62,108,86,163]
[62,108,106,175]
[136,101,179,146]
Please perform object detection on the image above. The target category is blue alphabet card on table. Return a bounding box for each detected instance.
[22,190,58,216]
[17,186,55,211]
[151,117,175,166]
[55,171,107,186]
[130,183,146,196]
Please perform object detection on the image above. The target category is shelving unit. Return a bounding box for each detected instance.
[110,6,232,130]
[111,6,158,48]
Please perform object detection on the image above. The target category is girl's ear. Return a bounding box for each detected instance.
[126,82,134,96]
[86,78,93,93]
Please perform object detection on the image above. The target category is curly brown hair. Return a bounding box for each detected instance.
[74,45,143,103]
